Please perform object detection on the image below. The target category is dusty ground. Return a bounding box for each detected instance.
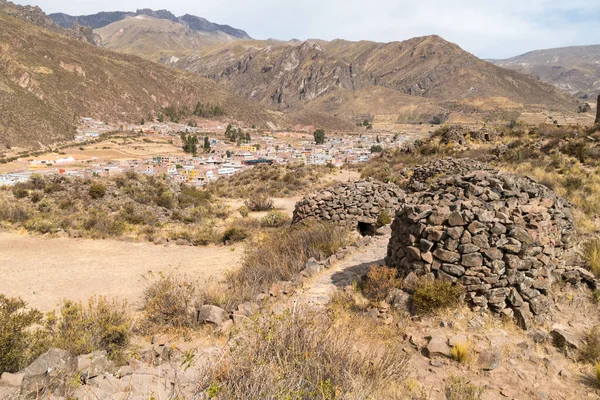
[0,232,241,312]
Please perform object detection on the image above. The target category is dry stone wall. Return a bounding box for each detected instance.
[386,159,580,328]
[292,179,405,228]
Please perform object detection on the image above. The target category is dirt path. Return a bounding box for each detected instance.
[0,232,240,312]
[296,234,389,306]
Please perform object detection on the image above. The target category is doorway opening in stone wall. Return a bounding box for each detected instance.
[357,221,377,236]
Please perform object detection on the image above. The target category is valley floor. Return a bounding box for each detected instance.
[0,231,240,312]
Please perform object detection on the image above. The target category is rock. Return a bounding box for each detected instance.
[550,325,581,352]
[0,372,24,387]
[529,329,548,344]
[77,350,114,381]
[196,305,228,326]
[402,272,421,294]
[218,319,234,335]
[20,348,77,398]
[425,336,452,358]
[448,334,468,347]
[477,350,502,370]
[514,305,533,330]
[235,302,259,317]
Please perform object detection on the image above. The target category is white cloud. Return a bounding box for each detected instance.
[13,0,600,58]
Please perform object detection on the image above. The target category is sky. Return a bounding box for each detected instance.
[15,0,600,59]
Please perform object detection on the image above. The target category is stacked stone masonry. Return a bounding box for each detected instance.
[292,179,405,228]
[386,159,591,327]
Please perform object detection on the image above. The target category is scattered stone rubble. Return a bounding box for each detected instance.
[292,179,405,229]
[386,158,596,329]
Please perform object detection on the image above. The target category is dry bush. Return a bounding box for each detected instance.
[141,273,198,331]
[581,326,600,364]
[221,225,249,244]
[360,265,402,302]
[376,209,393,226]
[226,222,351,302]
[261,210,291,228]
[0,295,50,374]
[445,375,483,400]
[206,163,331,198]
[88,182,106,199]
[413,279,464,314]
[596,363,600,387]
[197,308,409,399]
[244,194,274,212]
[238,205,249,217]
[46,296,131,362]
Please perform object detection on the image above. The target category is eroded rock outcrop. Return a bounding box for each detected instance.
[292,179,405,230]
[386,159,588,326]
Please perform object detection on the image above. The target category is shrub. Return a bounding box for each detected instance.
[360,265,402,302]
[596,363,600,387]
[376,209,392,227]
[88,182,106,199]
[0,295,49,374]
[245,194,274,211]
[261,210,290,228]
[226,223,350,302]
[197,308,409,398]
[141,274,197,330]
[413,279,464,314]
[238,205,250,217]
[46,297,130,361]
[221,226,249,243]
[581,326,600,364]
[445,376,483,400]
[12,187,29,199]
[450,342,471,363]
[584,240,600,277]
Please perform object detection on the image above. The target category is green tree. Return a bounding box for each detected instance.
[370,145,383,153]
[157,113,164,123]
[180,133,198,155]
[363,119,370,126]
[376,135,380,143]
[140,118,145,125]
[203,136,211,153]
[314,129,326,144]
[245,132,251,142]
[226,150,232,158]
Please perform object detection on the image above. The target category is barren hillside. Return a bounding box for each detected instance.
[0,12,278,148]
[491,44,600,99]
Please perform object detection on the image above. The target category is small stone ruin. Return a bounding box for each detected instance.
[292,179,405,234]
[386,159,583,328]
[408,157,493,192]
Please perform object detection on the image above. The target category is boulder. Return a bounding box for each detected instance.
[196,305,228,326]
[20,348,77,398]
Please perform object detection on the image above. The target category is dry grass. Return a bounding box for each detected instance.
[413,279,464,315]
[224,222,352,303]
[445,375,484,400]
[207,163,334,198]
[196,307,410,399]
[581,326,600,364]
[360,265,403,302]
[0,173,231,244]
[450,342,471,363]
[584,240,600,277]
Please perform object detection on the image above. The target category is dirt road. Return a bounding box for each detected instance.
[0,232,240,311]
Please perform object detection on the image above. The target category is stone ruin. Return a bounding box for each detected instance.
[385,158,594,329]
[438,126,501,146]
[292,179,405,235]
[408,157,493,192]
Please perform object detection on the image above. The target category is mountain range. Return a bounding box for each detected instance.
[0,3,597,150]
[491,45,600,100]
[49,9,251,40]
[0,9,278,149]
